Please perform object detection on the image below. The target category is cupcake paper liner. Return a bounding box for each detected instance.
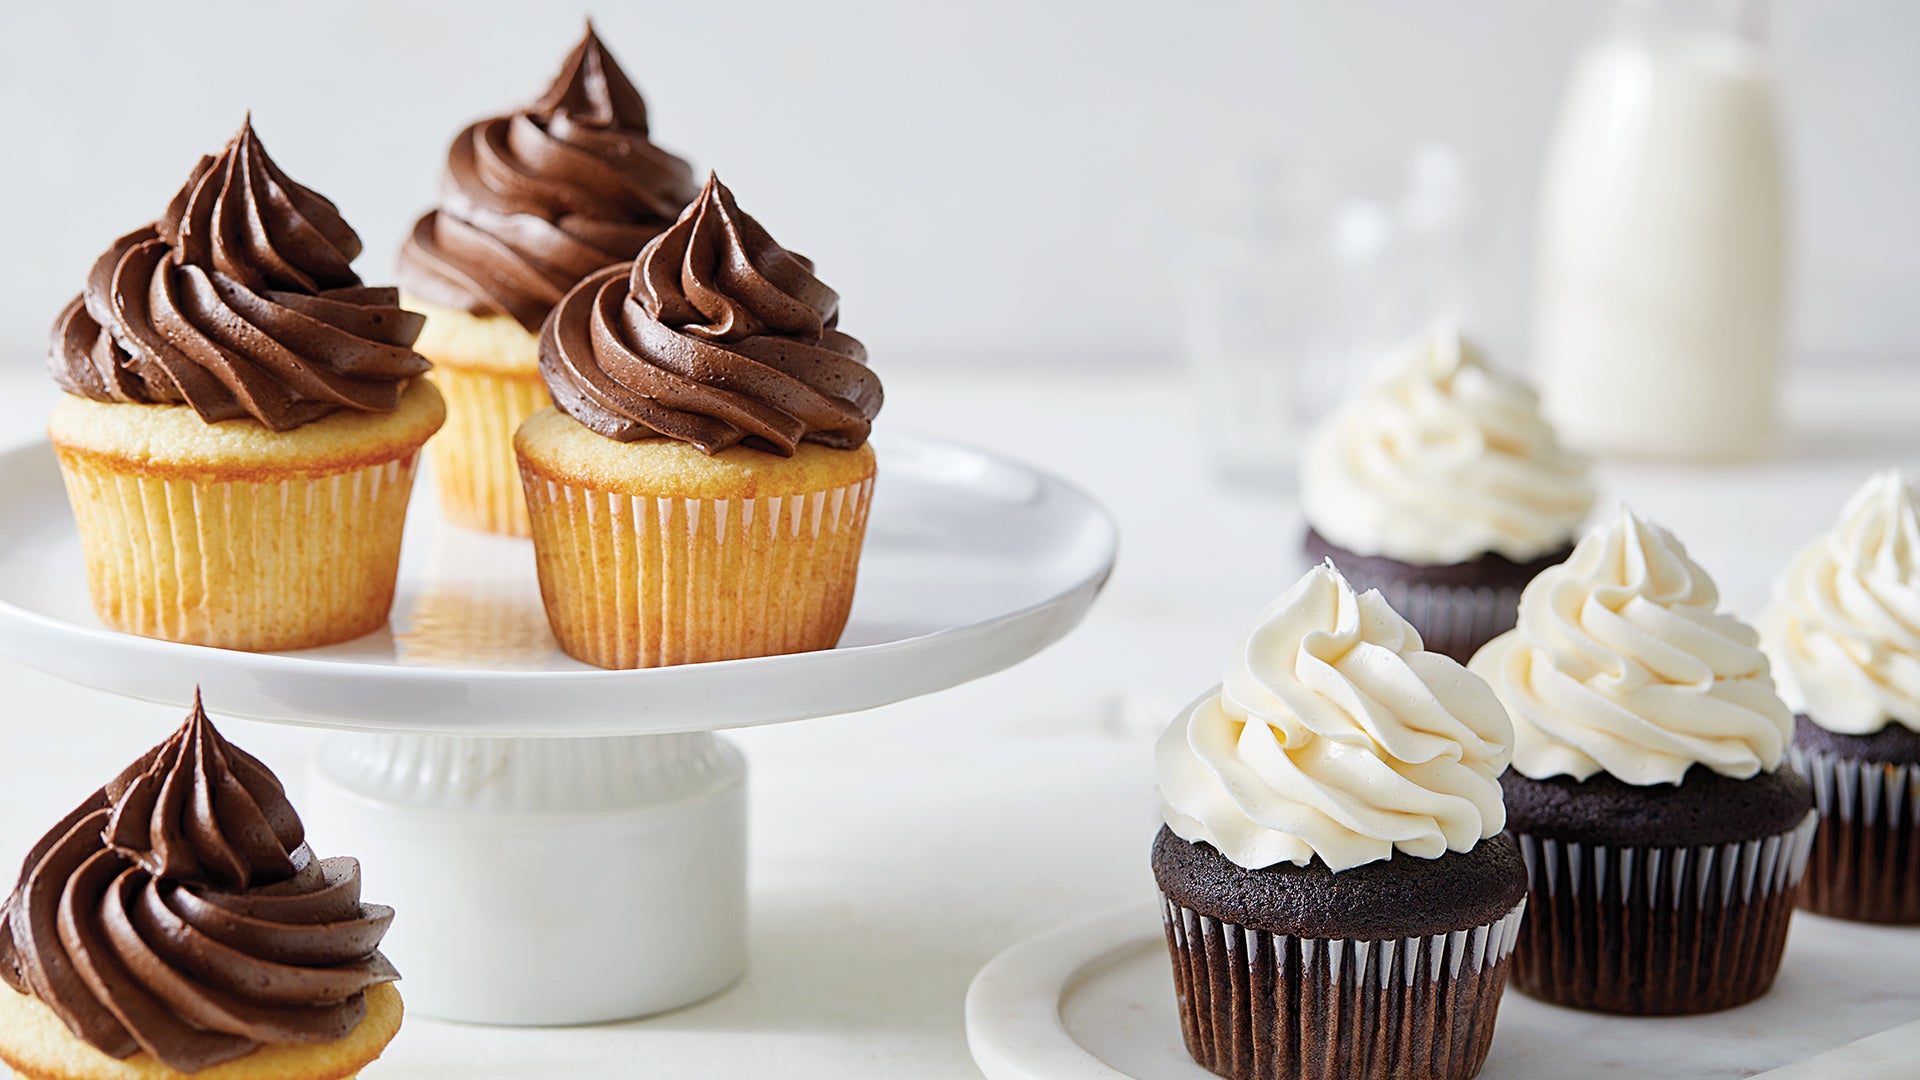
[1161,894,1526,1080]
[1790,744,1920,923]
[520,469,874,669]
[1509,810,1817,1014]
[426,365,549,536]
[56,451,420,652]
[1367,580,1523,665]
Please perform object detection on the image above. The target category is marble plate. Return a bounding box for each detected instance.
[966,900,1920,1079]
[0,433,1117,735]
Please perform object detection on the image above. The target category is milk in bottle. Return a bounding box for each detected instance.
[1533,0,1787,460]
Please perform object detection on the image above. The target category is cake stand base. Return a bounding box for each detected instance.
[305,731,748,1025]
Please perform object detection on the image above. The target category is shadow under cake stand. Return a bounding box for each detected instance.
[0,433,1118,1027]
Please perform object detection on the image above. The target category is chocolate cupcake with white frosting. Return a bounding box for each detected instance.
[1763,471,1920,923]
[1154,561,1527,1080]
[1301,326,1594,662]
[1471,508,1816,1014]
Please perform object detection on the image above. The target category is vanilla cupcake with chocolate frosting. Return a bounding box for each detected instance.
[0,694,401,1080]
[1302,326,1594,662]
[1152,561,1527,1080]
[47,117,443,651]
[1470,507,1814,1014]
[400,22,699,534]
[515,172,882,669]
[1762,471,1920,922]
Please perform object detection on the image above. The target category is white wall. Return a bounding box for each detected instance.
[1,1,1913,371]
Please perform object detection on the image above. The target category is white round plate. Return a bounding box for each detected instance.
[965,900,1920,1080]
[0,433,1116,735]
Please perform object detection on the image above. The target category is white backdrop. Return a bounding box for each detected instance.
[1,0,1913,371]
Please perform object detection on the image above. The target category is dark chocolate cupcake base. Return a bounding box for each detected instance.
[1302,530,1570,663]
[1502,769,1817,1015]
[1153,829,1527,1080]
[1791,716,1920,923]
[1502,765,1816,848]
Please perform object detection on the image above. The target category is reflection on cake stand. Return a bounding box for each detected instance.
[0,433,1118,1026]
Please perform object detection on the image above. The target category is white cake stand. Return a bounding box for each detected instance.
[0,433,1117,1027]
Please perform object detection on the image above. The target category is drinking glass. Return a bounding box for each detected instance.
[1184,145,1484,488]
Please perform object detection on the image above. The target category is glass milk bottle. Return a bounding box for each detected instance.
[1532,0,1787,460]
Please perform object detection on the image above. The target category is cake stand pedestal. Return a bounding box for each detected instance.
[307,732,747,1026]
[0,433,1117,1026]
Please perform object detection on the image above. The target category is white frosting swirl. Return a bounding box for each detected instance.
[1762,471,1920,735]
[1469,508,1791,784]
[1301,326,1595,565]
[1156,562,1514,872]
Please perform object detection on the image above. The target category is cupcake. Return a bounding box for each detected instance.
[1154,561,1527,1080]
[1762,471,1920,923]
[1300,326,1594,663]
[399,23,699,535]
[515,171,882,670]
[48,118,443,652]
[1470,508,1816,1014]
[0,694,400,1079]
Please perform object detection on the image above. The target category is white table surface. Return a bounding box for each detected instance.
[4,363,1919,1079]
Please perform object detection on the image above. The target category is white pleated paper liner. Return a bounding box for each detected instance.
[1791,744,1920,923]
[1159,894,1526,1080]
[1509,810,1817,1014]
[58,452,420,651]
[426,365,548,536]
[521,470,873,669]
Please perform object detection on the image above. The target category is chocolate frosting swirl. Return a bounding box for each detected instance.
[0,695,397,1074]
[398,24,699,331]
[540,172,883,455]
[49,118,429,433]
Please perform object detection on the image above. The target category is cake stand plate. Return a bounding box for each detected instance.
[0,433,1116,735]
[965,901,1920,1080]
[0,433,1118,1026]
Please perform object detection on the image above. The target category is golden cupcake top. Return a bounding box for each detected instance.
[0,694,398,1074]
[538,172,883,456]
[398,23,700,331]
[49,117,429,433]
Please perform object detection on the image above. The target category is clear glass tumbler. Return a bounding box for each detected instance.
[1184,146,1484,489]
